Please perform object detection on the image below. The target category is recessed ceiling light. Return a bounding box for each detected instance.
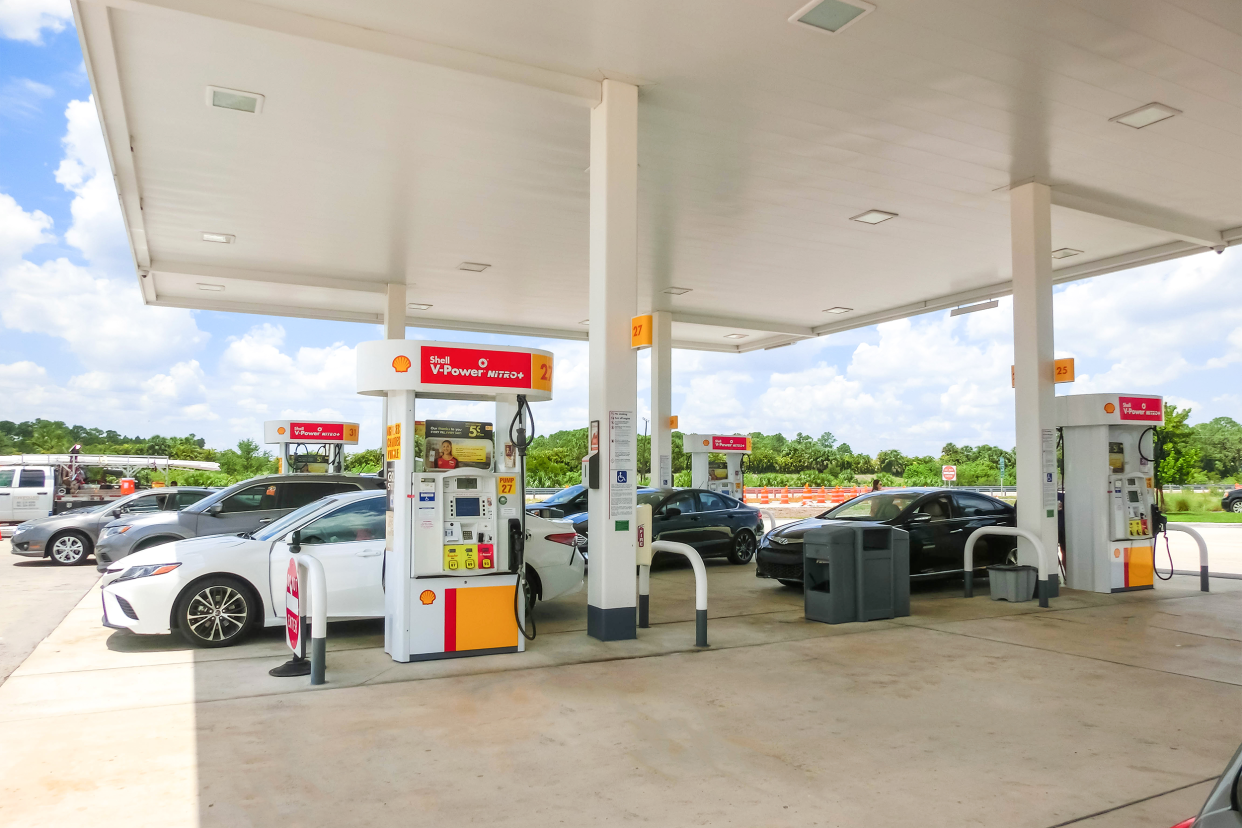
[197,283,225,292]
[789,0,874,35]
[205,86,264,114]
[407,303,432,311]
[724,333,748,340]
[201,232,234,244]
[822,306,852,314]
[579,319,590,326]
[1109,102,1181,129]
[850,209,897,225]
[663,286,692,295]
[950,300,998,317]
[458,262,490,272]
[1052,247,1083,259]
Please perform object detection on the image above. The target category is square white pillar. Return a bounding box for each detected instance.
[385,389,416,661]
[587,79,639,641]
[380,284,407,456]
[1010,182,1059,581]
[650,310,673,488]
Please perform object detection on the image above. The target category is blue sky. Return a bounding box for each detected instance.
[2,4,1239,457]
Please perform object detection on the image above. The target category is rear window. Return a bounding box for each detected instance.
[698,492,730,511]
[282,481,357,510]
[175,491,209,509]
[18,469,46,488]
[955,493,1008,517]
[221,483,280,513]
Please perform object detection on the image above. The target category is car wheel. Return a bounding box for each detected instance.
[728,530,757,565]
[48,532,92,565]
[523,566,540,615]
[1232,500,1242,514]
[176,577,256,648]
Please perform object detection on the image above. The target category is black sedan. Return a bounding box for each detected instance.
[541,487,765,565]
[1222,488,1242,513]
[526,484,587,519]
[756,488,1017,586]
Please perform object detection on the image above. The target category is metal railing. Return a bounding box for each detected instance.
[641,540,708,647]
[293,553,328,685]
[1164,524,1210,592]
[963,527,1054,608]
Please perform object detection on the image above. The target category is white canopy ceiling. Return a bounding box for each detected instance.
[75,0,1241,352]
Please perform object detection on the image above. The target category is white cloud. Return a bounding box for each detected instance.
[0,0,71,43]
[55,97,130,267]
[0,77,54,120]
[0,192,53,264]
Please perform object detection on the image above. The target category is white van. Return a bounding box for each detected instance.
[0,466,56,535]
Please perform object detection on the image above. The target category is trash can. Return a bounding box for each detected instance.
[987,564,1037,603]
[803,525,910,624]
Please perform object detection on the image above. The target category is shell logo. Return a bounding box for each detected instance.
[1104,403,1116,414]
[419,589,436,605]
[702,439,710,447]
[392,355,412,373]
[276,426,286,435]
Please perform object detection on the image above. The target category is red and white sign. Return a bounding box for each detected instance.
[942,465,957,481]
[711,435,751,452]
[285,558,301,653]
[420,346,553,392]
[291,422,344,440]
[1118,396,1163,422]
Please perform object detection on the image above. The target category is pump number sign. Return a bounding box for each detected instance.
[285,558,300,653]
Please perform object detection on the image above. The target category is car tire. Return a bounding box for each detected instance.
[48,531,92,566]
[728,530,757,565]
[777,579,803,589]
[1232,500,1242,514]
[523,566,540,615]
[175,577,257,648]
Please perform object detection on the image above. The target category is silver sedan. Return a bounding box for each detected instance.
[10,487,212,566]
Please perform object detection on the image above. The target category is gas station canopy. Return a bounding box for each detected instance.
[75,0,1240,352]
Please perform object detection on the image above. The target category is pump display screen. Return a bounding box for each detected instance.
[456,478,478,490]
[455,497,481,517]
[1128,490,1140,503]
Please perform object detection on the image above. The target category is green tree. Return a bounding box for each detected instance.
[1156,403,1201,485]
[1192,417,1242,480]
[217,439,277,479]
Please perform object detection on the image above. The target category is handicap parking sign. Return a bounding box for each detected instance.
[616,470,628,483]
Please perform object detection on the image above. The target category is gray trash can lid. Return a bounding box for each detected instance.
[987,564,1037,572]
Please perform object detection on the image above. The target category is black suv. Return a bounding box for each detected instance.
[757,488,1017,586]
[1222,488,1242,514]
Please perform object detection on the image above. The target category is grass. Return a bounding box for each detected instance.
[1166,512,1242,524]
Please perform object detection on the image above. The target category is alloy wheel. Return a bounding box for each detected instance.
[185,585,249,644]
[50,535,86,565]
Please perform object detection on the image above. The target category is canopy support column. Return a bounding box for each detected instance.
[650,310,673,488]
[1010,182,1059,588]
[587,79,639,641]
[381,284,407,460]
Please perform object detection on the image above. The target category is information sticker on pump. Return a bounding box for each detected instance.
[443,544,478,571]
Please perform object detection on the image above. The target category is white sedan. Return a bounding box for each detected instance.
[100,489,585,647]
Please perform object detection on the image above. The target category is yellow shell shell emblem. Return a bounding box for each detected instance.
[392,354,412,373]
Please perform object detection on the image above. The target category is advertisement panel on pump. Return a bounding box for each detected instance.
[417,420,494,471]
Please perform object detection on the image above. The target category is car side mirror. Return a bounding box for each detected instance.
[206,503,223,516]
[663,507,681,518]
[110,508,122,518]
[289,529,302,554]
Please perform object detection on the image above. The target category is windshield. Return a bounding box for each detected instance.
[637,491,668,508]
[538,485,585,506]
[253,498,340,541]
[819,492,921,521]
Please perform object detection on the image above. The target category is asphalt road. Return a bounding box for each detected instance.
[0,539,101,685]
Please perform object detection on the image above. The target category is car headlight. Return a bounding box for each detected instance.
[103,526,133,538]
[113,563,180,583]
[14,522,32,532]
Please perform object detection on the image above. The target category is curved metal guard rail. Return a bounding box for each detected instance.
[963,527,1053,608]
[759,509,777,535]
[1164,523,1210,592]
[295,553,328,685]
[650,540,709,647]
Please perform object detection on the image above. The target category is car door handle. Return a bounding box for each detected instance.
[258,519,273,524]
[950,528,963,533]
[356,550,382,558]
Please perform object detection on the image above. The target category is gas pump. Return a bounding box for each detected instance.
[264,420,360,474]
[356,340,553,663]
[1057,393,1163,593]
[683,434,751,499]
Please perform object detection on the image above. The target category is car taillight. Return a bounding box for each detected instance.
[545,532,579,546]
[1168,819,1196,828]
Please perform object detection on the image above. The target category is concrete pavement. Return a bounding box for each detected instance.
[0,539,100,684]
[0,555,1238,828]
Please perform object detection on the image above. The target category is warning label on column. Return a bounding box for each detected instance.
[1041,428,1057,515]
[609,411,635,521]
